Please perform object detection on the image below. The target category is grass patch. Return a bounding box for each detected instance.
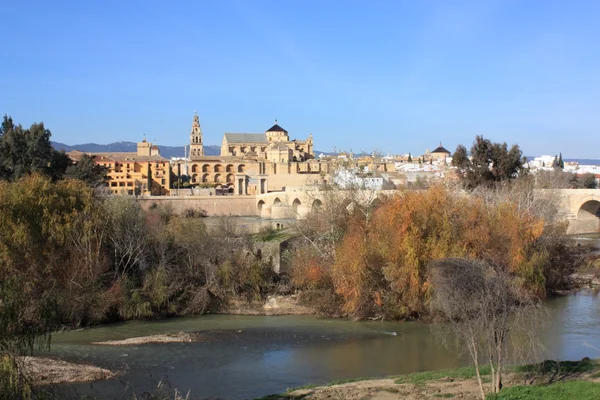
[253,229,296,242]
[486,381,600,400]
[434,394,455,399]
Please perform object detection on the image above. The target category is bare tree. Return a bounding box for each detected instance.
[428,258,545,399]
[104,197,149,277]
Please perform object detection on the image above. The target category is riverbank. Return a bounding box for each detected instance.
[258,359,600,400]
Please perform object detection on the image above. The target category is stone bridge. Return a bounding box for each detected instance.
[256,187,600,234]
[255,187,398,219]
[554,189,600,234]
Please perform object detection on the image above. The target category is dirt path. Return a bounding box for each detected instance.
[285,377,485,400]
[278,367,600,400]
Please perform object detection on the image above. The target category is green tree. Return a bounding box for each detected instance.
[558,153,564,169]
[0,115,69,181]
[65,154,109,187]
[0,174,109,397]
[407,153,412,162]
[453,136,525,189]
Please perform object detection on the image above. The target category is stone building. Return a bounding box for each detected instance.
[428,143,451,161]
[179,113,325,194]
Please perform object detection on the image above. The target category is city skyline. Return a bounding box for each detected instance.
[2,0,599,158]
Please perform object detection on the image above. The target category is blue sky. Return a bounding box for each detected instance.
[1,0,599,158]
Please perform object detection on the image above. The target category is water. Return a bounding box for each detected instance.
[40,291,600,399]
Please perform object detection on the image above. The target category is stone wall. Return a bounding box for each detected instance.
[138,196,258,216]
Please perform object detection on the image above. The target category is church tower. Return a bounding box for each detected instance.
[189,111,204,159]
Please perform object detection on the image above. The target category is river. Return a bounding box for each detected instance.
[38,290,600,399]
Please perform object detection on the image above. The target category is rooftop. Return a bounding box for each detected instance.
[223,133,269,144]
[266,123,288,133]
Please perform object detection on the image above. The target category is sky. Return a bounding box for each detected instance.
[1,0,599,158]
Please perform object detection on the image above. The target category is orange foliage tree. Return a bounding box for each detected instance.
[332,185,548,319]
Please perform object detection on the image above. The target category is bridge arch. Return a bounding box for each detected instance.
[273,197,281,206]
[312,199,323,213]
[577,199,600,232]
[370,197,383,209]
[257,200,265,213]
[292,198,301,213]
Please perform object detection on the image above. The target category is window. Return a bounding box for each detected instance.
[161,179,165,185]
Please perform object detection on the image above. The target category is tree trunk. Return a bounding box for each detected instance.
[488,345,496,393]
[471,338,486,400]
[495,339,503,393]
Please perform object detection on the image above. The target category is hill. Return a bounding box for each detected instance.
[51,141,221,158]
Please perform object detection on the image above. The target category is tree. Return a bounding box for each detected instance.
[577,173,598,189]
[105,197,149,278]
[551,155,558,168]
[0,174,109,396]
[558,153,564,169]
[407,153,412,162]
[328,185,548,320]
[428,258,544,399]
[65,154,109,187]
[452,144,470,177]
[48,150,73,181]
[0,115,68,181]
[453,136,525,189]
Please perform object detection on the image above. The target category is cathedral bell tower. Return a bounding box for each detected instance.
[189,111,204,159]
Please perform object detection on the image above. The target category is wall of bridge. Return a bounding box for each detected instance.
[137,188,600,234]
[138,196,258,216]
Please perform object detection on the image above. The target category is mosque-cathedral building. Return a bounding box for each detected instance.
[181,112,323,195]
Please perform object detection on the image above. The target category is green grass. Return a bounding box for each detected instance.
[393,359,600,386]
[434,394,455,398]
[486,381,600,400]
[252,229,297,242]
[515,358,600,376]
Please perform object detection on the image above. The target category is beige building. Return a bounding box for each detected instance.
[430,143,451,161]
[68,139,172,196]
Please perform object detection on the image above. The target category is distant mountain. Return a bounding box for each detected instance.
[564,159,600,166]
[51,141,220,158]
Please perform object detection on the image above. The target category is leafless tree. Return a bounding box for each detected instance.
[104,197,149,277]
[428,258,545,399]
